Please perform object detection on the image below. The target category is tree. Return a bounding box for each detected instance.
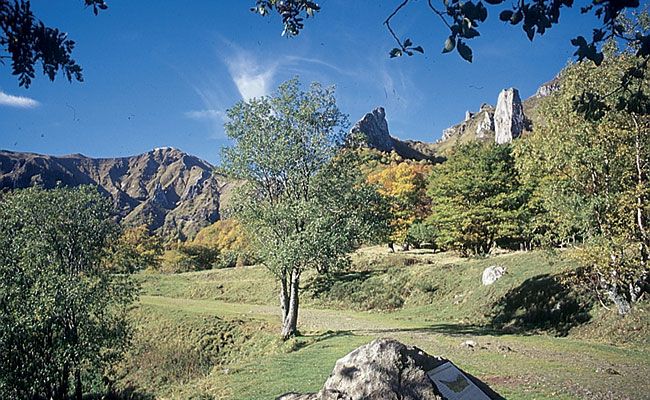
[108,224,163,272]
[427,142,530,255]
[366,159,431,249]
[220,78,389,339]
[0,0,107,87]
[0,186,137,400]
[192,218,255,266]
[514,44,649,313]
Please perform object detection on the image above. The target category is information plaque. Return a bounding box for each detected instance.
[426,362,492,400]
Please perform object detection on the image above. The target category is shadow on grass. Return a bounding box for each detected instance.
[292,329,355,351]
[490,273,593,336]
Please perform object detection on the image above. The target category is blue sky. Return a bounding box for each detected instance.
[0,1,600,164]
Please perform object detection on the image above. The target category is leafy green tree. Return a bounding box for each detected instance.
[427,142,530,255]
[0,186,137,400]
[221,78,390,339]
[514,44,649,313]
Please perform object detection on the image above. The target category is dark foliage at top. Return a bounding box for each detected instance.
[0,0,106,87]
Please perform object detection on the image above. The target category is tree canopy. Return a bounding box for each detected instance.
[514,44,650,313]
[0,0,106,87]
[426,142,530,255]
[0,186,137,400]
[220,78,389,339]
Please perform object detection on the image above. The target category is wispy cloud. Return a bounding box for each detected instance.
[0,90,40,108]
[225,51,277,101]
[184,109,227,121]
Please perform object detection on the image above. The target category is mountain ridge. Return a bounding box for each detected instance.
[0,147,233,240]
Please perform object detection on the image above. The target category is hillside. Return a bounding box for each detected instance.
[0,147,235,240]
[122,248,650,399]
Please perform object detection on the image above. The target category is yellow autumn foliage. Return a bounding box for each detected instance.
[192,218,250,255]
[366,161,431,244]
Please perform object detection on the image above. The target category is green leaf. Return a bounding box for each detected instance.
[499,10,513,21]
[404,38,413,47]
[412,46,425,54]
[442,36,456,53]
[464,28,480,39]
[457,40,473,62]
[389,48,403,58]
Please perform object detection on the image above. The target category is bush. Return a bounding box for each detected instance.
[407,222,437,248]
[212,251,238,269]
[157,245,219,273]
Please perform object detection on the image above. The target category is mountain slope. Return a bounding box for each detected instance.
[0,147,234,240]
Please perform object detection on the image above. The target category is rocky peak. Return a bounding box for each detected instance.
[494,88,525,144]
[351,107,394,152]
[351,107,438,161]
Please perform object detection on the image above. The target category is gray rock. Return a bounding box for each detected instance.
[494,88,525,144]
[351,108,438,161]
[276,338,504,400]
[475,111,494,140]
[460,340,477,350]
[482,266,507,285]
[351,107,394,152]
[534,78,560,98]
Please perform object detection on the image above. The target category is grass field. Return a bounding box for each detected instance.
[120,248,650,399]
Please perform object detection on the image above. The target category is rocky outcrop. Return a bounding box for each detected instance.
[352,107,394,153]
[475,104,495,140]
[352,107,438,161]
[494,88,525,144]
[277,338,503,400]
[534,78,560,98]
[0,147,234,240]
[438,103,495,145]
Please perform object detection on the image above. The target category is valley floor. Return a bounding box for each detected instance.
[120,249,650,400]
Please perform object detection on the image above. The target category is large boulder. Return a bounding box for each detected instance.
[277,338,503,400]
[494,88,525,144]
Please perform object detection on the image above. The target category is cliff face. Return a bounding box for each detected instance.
[494,88,525,145]
[0,147,234,240]
[351,107,440,161]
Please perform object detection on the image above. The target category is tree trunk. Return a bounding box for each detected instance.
[279,272,289,322]
[54,364,69,400]
[75,368,82,400]
[281,269,300,340]
[634,117,649,267]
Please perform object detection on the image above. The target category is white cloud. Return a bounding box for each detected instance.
[184,109,227,121]
[225,51,276,101]
[0,90,40,108]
